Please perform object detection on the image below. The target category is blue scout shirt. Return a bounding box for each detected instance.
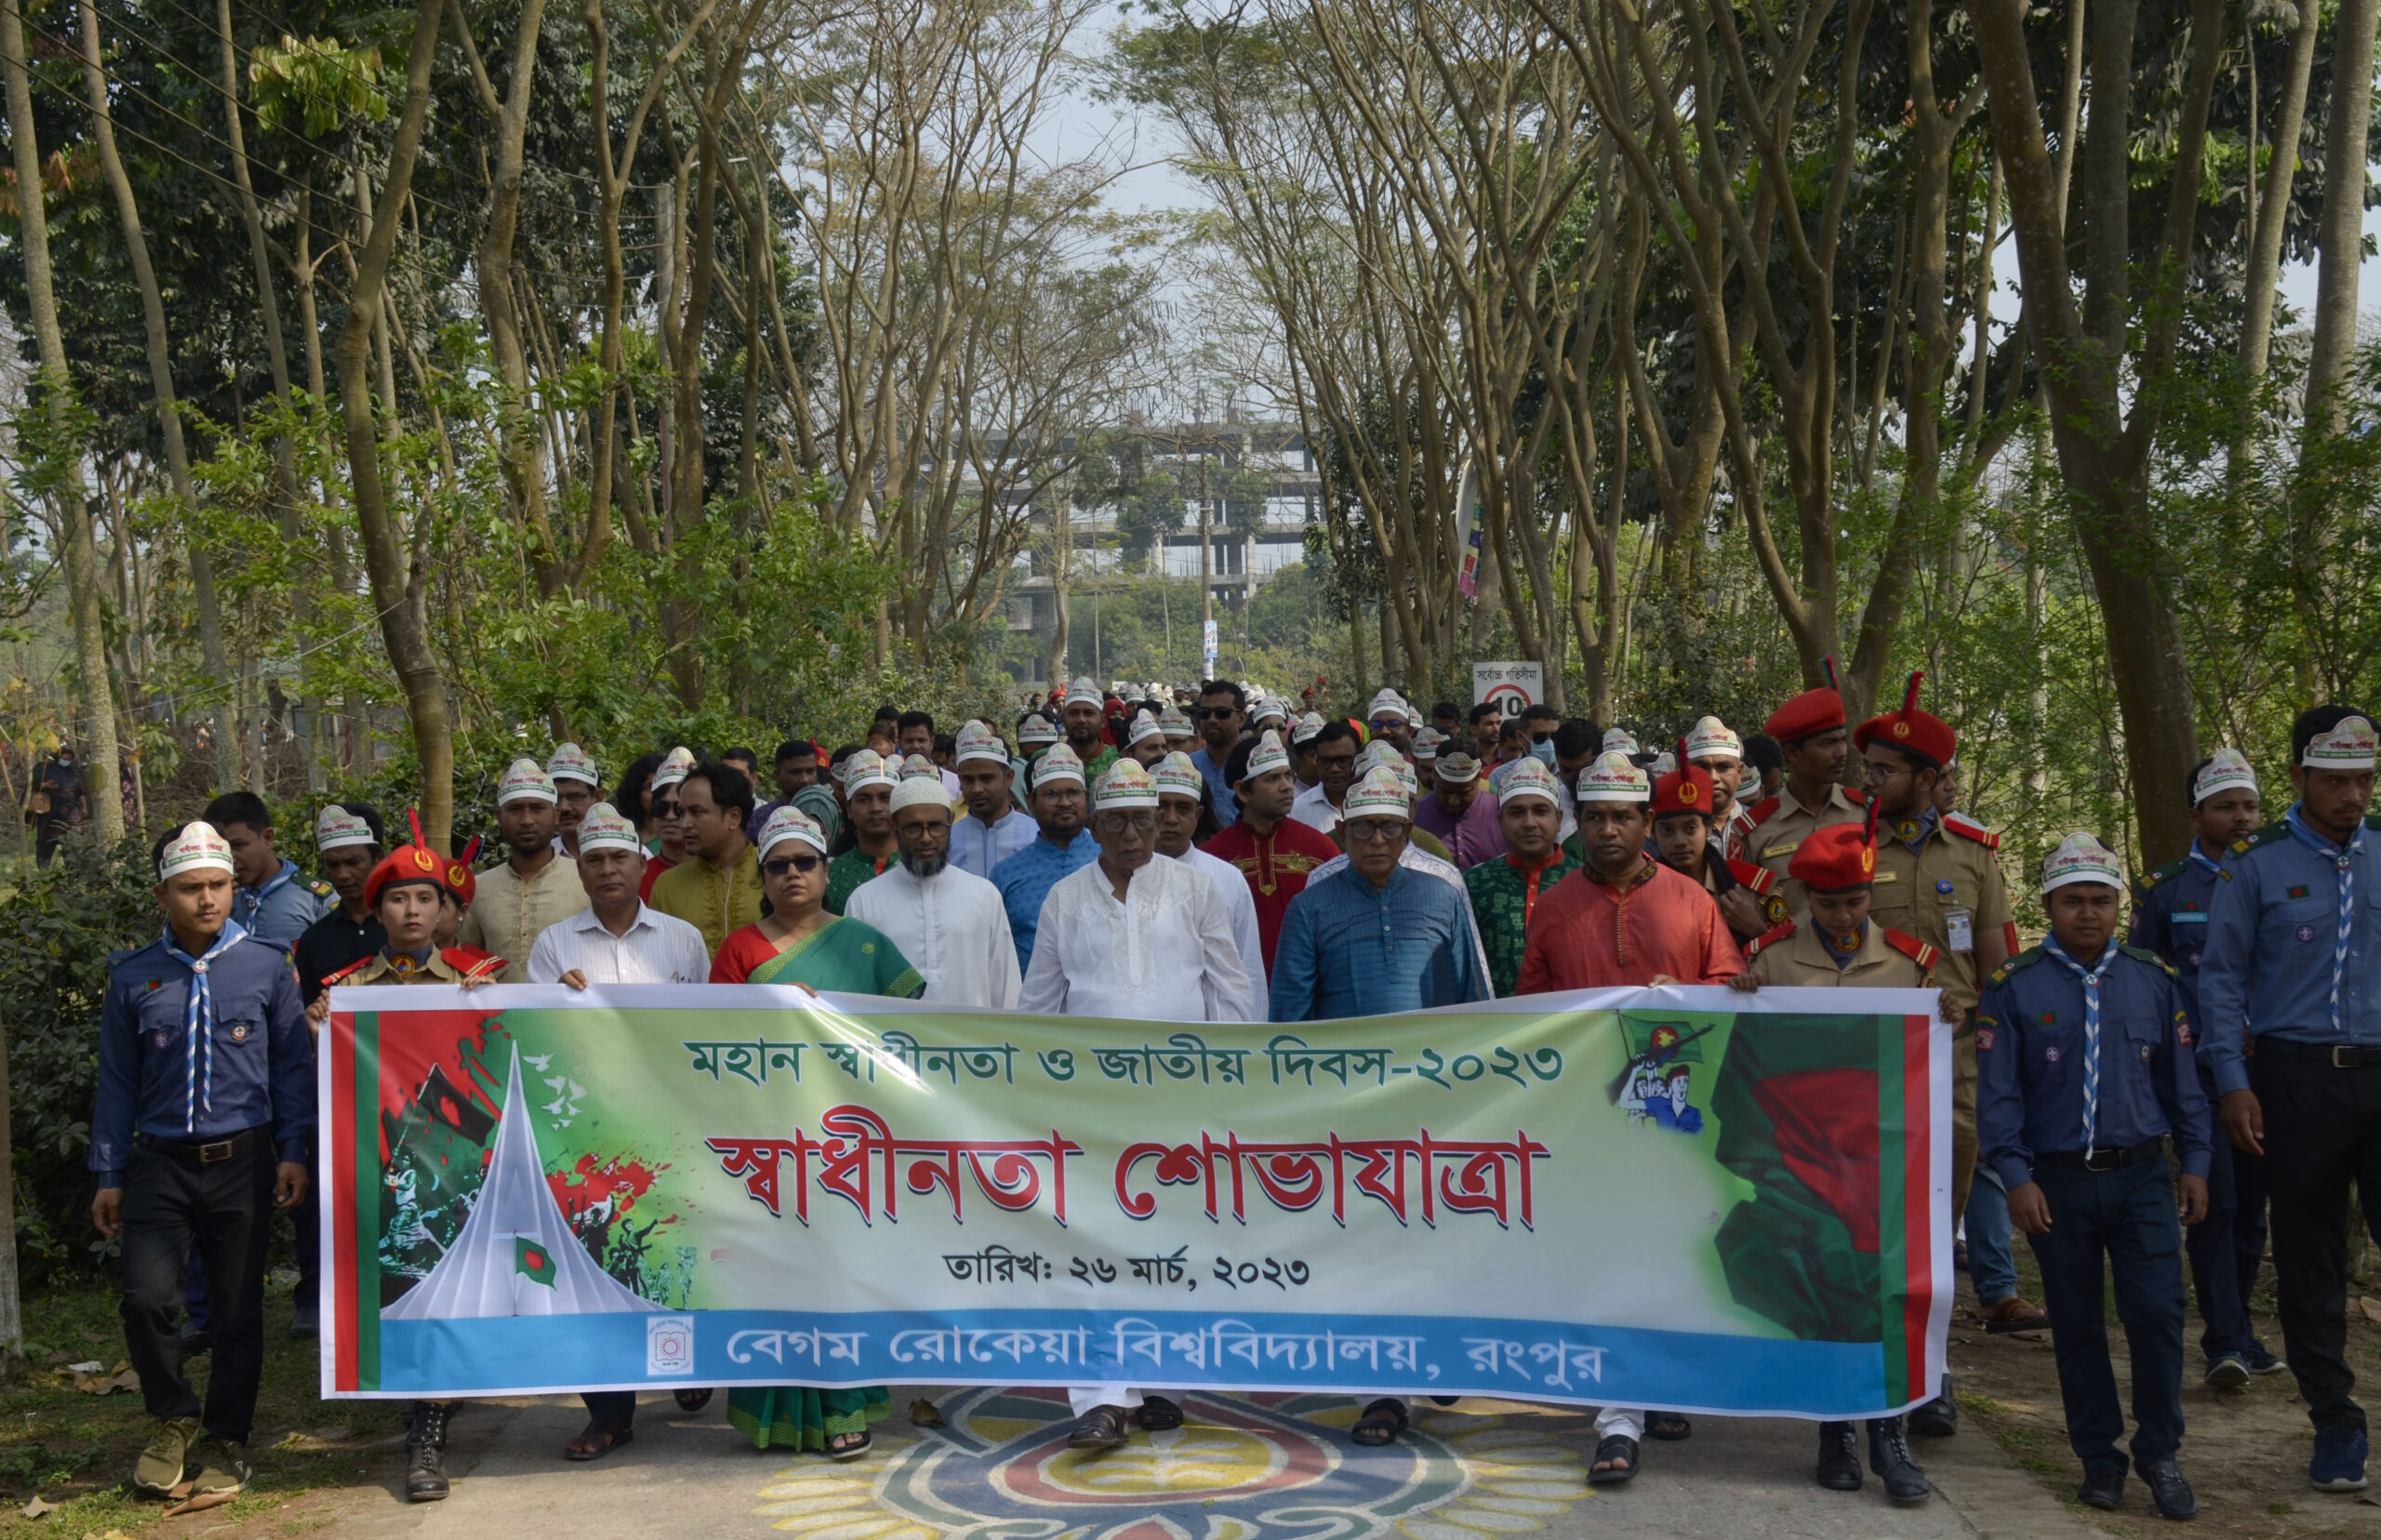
[1975,941,2211,1195]
[992,833,1101,974]
[2129,847,2228,1022]
[233,856,333,943]
[90,928,316,1186]
[2197,807,2381,1097]
[1269,863,1490,1021]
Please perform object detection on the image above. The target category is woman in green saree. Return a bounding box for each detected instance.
[708,804,922,1456]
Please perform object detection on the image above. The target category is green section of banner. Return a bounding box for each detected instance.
[352,1011,381,1392]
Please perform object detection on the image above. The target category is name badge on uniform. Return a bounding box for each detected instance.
[1945,908,1975,953]
[1764,843,1800,859]
[1872,870,1898,883]
[2171,911,2208,925]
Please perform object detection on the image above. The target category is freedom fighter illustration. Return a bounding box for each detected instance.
[381,1048,658,1321]
[1613,1018,1710,1134]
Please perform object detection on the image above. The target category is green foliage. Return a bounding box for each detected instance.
[248,34,390,139]
[0,838,160,1280]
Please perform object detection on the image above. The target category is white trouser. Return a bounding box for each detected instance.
[1370,1397,1641,1440]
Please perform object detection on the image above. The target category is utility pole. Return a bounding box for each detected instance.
[1196,412,1214,682]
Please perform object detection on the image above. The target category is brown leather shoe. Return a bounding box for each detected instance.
[1977,1294,2048,1333]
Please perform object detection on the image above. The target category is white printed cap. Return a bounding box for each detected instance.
[574,803,644,856]
[158,820,235,881]
[1575,750,1651,804]
[2041,831,2124,893]
[314,804,378,853]
[2303,716,2378,771]
[2192,747,2258,804]
[498,757,559,806]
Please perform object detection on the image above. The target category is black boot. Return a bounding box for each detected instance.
[1815,1421,1862,1491]
[1906,1374,1957,1437]
[406,1401,452,1502]
[1867,1417,1932,1507]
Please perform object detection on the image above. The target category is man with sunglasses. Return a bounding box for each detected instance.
[1190,679,1248,828]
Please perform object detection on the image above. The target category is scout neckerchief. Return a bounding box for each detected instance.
[239,858,299,929]
[2284,803,2366,1034]
[2186,843,2227,880]
[160,919,249,1133]
[2042,933,2115,1150]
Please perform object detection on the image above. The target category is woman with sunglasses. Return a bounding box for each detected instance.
[708,805,921,1457]
[638,747,696,900]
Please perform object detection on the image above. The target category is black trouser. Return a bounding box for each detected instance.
[2234,1141,2271,1307]
[2026,1155,2188,1473]
[2252,1042,2381,1435]
[583,1391,635,1427]
[119,1133,274,1442]
[2186,1060,2257,1362]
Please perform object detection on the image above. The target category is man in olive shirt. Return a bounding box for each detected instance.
[1731,669,1868,913]
[648,760,762,954]
[458,760,589,981]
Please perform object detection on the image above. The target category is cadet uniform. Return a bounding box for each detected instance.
[2198,715,2381,1484]
[95,822,314,1490]
[233,856,333,944]
[2130,748,2274,1381]
[1730,681,1866,914]
[1744,914,1938,989]
[1976,834,2209,1511]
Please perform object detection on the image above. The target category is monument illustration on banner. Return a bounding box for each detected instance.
[381,1046,659,1321]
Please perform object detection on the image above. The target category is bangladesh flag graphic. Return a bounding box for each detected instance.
[1709,1008,1935,1403]
[515,1235,557,1287]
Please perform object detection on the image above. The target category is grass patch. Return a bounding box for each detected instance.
[0,1278,406,1538]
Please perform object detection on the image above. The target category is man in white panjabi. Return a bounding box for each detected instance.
[845,756,1021,1008]
[1153,750,1266,994]
[1019,758,1256,1451]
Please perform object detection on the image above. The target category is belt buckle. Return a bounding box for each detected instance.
[2082,1148,2122,1173]
[2335,1045,2359,1069]
[197,1138,235,1164]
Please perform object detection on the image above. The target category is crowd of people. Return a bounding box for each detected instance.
[83,667,2381,1524]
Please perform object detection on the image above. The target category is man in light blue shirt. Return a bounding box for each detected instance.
[1189,680,1247,829]
[992,745,1100,973]
[2198,706,2381,1494]
[949,721,1037,879]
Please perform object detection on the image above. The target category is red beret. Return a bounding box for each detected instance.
[1763,685,1844,745]
[1653,738,1716,817]
[1789,819,1878,893]
[366,809,481,909]
[1854,670,1956,768]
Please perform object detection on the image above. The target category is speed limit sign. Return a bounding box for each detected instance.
[1473,661,1544,720]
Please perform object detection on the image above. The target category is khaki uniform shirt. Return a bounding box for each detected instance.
[326,946,506,987]
[648,843,765,957]
[1867,812,2011,1015]
[457,856,590,982]
[1730,782,1869,915]
[1744,919,1937,989]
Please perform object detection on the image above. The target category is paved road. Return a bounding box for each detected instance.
[309,1387,2109,1540]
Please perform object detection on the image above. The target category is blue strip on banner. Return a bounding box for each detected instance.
[373,1308,1888,1417]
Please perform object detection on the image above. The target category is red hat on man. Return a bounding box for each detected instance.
[365,808,482,909]
[1652,738,1716,818]
[1763,657,1847,745]
[1854,670,1957,768]
[1789,811,1880,893]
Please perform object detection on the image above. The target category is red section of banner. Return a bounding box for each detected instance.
[1898,1013,1934,1401]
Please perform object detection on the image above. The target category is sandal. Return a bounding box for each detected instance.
[1067,1405,1133,1451]
[1350,1398,1407,1446]
[673,1388,713,1412]
[564,1421,632,1461]
[1136,1395,1185,1431]
[1644,1411,1692,1441]
[826,1429,871,1461]
[1976,1294,2049,1334]
[1590,1434,1639,1483]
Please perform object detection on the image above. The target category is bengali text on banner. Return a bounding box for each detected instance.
[318,984,1949,1417]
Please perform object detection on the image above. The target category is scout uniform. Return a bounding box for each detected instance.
[95,822,314,1497]
[1650,747,1789,945]
[1975,832,2208,1518]
[2130,746,2273,1384]
[2198,713,2381,1491]
[1730,680,1867,912]
[233,855,333,944]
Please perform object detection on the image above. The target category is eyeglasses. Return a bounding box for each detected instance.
[652,801,682,818]
[1098,811,1159,832]
[763,855,824,877]
[1346,820,1406,843]
[1199,707,1240,720]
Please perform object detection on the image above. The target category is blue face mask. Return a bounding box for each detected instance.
[1530,738,1557,767]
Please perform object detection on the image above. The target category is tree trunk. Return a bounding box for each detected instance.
[2240,0,2321,378]
[0,1004,22,1374]
[6,0,121,844]
[2304,0,2379,422]
[335,0,454,847]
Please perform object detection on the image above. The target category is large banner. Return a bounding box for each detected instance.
[320,985,1949,1418]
